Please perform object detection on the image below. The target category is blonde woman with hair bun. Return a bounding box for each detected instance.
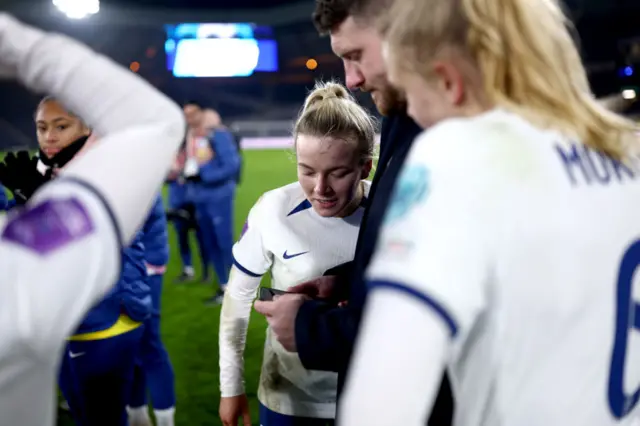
[218,80,375,426]
[339,0,640,425]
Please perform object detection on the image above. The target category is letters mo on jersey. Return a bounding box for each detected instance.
[555,142,639,186]
[557,141,640,418]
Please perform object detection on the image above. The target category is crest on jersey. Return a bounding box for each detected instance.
[384,164,430,224]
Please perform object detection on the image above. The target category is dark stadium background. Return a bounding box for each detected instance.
[0,0,639,424]
[1,0,640,150]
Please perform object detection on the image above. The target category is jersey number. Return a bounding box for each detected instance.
[608,240,640,418]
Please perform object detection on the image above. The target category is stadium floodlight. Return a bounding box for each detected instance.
[622,89,637,101]
[53,0,100,19]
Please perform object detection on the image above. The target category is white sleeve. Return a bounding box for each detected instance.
[338,289,449,426]
[0,181,119,358]
[232,197,273,277]
[219,266,263,397]
[0,13,185,246]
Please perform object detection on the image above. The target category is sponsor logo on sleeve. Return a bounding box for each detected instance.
[2,197,95,255]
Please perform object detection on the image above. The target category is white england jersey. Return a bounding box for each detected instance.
[363,109,640,425]
[233,180,370,418]
[0,181,119,426]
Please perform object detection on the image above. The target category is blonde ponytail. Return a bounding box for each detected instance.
[294,80,377,162]
[384,0,638,159]
[302,81,352,112]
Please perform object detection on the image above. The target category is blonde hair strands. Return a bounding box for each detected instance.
[294,81,377,163]
[383,0,638,160]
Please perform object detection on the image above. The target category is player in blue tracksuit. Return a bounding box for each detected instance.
[167,178,209,282]
[58,230,150,426]
[186,127,240,305]
[128,194,176,426]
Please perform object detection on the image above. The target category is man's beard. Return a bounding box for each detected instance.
[372,85,406,116]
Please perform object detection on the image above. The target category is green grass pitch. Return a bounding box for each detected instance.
[57,149,298,426]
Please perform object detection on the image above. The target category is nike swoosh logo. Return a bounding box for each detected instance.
[283,250,308,260]
[69,351,85,359]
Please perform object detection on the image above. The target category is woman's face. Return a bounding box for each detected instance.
[35,100,89,159]
[385,44,487,129]
[401,72,453,129]
[386,54,454,129]
[296,134,372,217]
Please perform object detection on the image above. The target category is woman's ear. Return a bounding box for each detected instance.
[361,158,374,180]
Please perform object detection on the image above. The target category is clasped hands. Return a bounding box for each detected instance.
[253,275,340,352]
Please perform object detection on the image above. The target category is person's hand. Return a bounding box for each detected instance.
[183,157,199,178]
[219,394,251,426]
[254,293,309,352]
[0,151,46,204]
[288,275,337,299]
[165,208,192,222]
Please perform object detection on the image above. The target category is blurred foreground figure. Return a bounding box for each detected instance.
[340,0,640,425]
[0,13,184,425]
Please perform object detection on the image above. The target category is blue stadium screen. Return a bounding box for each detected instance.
[164,23,279,78]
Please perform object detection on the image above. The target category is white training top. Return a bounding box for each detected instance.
[0,13,184,425]
[220,180,370,419]
[340,109,640,426]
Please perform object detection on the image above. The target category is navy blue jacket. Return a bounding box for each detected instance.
[294,112,454,424]
[168,180,188,210]
[186,128,240,205]
[198,129,240,186]
[142,194,170,268]
[75,231,151,334]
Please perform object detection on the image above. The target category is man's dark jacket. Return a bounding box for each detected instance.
[295,111,454,424]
